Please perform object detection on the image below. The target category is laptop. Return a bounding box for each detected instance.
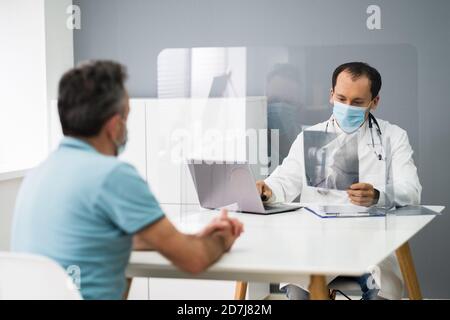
[187,160,302,214]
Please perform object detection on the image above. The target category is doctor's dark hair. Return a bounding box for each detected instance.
[332,62,382,99]
[57,60,128,137]
[266,63,301,86]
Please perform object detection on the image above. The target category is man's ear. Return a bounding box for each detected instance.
[370,96,380,111]
[329,88,334,105]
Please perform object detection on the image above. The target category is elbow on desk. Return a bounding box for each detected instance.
[178,254,210,275]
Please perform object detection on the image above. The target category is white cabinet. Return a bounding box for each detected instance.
[148,278,235,300]
[120,100,147,179]
[127,277,238,300]
[145,97,268,205]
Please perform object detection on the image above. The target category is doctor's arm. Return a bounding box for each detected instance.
[263,133,304,203]
[347,129,422,207]
[348,130,421,207]
[381,130,422,206]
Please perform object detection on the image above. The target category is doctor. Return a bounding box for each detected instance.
[257,62,422,300]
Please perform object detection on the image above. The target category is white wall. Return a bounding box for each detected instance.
[0,0,73,173]
[0,0,73,248]
[0,0,48,172]
[44,0,74,151]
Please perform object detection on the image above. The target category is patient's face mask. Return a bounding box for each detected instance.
[114,118,128,156]
[332,101,369,134]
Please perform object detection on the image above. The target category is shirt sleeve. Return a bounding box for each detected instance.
[265,132,304,203]
[95,162,165,234]
[386,128,422,206]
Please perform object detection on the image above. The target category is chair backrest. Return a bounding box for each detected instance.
[0,252,82,300]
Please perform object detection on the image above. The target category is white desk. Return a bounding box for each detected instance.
[127,205,444,300]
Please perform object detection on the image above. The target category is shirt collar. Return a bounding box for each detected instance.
[59,136,98,153]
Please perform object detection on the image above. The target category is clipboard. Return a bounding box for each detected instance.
[305,205,386,218]
[305,205,441,218]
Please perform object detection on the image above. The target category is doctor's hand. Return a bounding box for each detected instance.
[347,183,380,207]
[256,180,273,202]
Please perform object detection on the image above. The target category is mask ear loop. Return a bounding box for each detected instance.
[113,116,128,156]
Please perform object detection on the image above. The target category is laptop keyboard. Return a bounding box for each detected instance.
[263,203,284,210]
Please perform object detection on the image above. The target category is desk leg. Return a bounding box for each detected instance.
[395,241,423,300]
[123,278,132,300]
[309,275,329,300]
[234,281,248,300]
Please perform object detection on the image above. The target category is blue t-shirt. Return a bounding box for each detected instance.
[11,137,165,300]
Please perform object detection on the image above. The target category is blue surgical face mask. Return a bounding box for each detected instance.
[114,119,128,156]
[333,101,369,134]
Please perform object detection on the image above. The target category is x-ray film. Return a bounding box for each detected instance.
[304,130,359,190]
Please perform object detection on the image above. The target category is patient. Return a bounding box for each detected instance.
[11,60,243,300]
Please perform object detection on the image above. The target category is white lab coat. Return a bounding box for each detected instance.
[265,116,422,299]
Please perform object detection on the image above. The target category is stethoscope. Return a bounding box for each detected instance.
[325,113,384,161]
